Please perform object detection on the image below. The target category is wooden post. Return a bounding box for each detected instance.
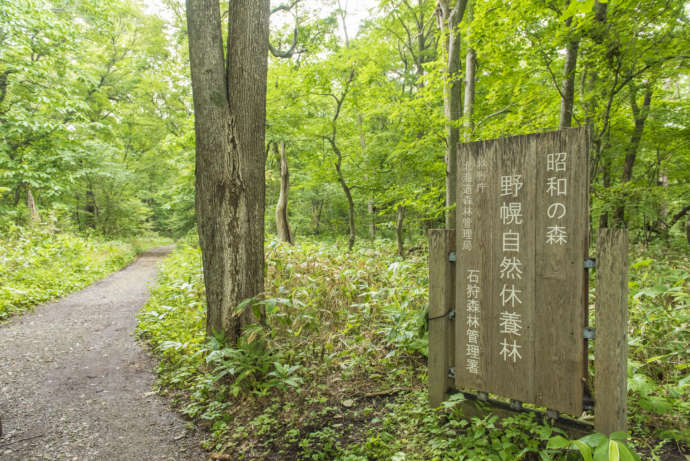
[595,229,628,435]
[429,229,456,407]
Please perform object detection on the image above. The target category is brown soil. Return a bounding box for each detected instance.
[0,247,207,460]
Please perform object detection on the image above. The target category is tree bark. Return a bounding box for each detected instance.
[463,0,475,142]
[186,0,269,342]
[437,0,467,229]
[396,204,405,258]
[599,154,611,229]
[559,2,579,129]
[324,70,356,250]
[84,181,97,229]
[275,141,293,244]
[0,70,13,105]
[359,114,376,240]
[331,138,356,251]
[26,186,40,223]
[613,85,652,225]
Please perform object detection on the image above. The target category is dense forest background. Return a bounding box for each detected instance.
[1,0,688,246]
[2,1,689,458]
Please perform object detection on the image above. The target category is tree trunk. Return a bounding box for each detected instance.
[437,0,467,228]
[332,141,356,251]
[559,3,579,130]
[0,70,13,106]
[186,0,269,343]
[324,70,356,250]
[686,214,690,245]
[396,204,405,258]
[26,186,40,223]
[614,85,652,225]
[312,199,323,235]
[368,199,376,240]
[359,114,376,240]
[599,153,611,229]
[275,141,293,244]
[84,182,98,229]
[463,0,475,142]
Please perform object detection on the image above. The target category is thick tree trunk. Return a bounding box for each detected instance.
[275,141,292,244]
[438,0,467,229]
[396,204,405,258]
[614,86,652,225]
[186,0,269,343]
[26,186,40,223]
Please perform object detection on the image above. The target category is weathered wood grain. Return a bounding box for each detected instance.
[455,144,490,391]
[489,133,537,404]
[451,128,589,415]
[429,229,456,407]
[595,229,629,435]
[534,128,588,416]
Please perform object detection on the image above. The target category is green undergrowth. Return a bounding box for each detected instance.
[0,226,164,321]
[137,238,688,460]
[624,242,690,449]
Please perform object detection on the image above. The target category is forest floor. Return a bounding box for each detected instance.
[0,247,207,461]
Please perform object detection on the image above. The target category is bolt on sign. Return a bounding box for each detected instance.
[456,127,589,416]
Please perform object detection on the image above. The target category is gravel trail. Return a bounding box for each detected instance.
[0,247,207,460]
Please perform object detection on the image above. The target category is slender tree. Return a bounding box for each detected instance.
[558,0,579,129]
[463,0,475,142]
[437,0,467,228]
[186,0,270,342]
[275,141,293,244]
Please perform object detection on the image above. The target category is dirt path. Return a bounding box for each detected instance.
[0,247,207,461]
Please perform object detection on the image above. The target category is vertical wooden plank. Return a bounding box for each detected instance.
[450,129,589,415]
[455,142,490,392]
[429,229,456,407]
[488,134,536,403]
[595,229,628,435]
[447,243,456,395]
[534,127,588,416]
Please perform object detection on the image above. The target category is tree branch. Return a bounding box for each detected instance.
[269,27,298,58]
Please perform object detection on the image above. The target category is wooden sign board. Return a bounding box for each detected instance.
[454,128,589,416]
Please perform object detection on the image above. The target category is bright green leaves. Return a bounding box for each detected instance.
[562,0,596,20]
[547,432,641,461]
[0,0,192,236]
[0,227,136,320]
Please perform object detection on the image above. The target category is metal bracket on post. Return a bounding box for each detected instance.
[448,310,455,321]
[448,367,456,380]
[449,251,457,263]
[546,409,559,421]
[477,391,489,402]
[584,258,596,270]
[584,327,595,340]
